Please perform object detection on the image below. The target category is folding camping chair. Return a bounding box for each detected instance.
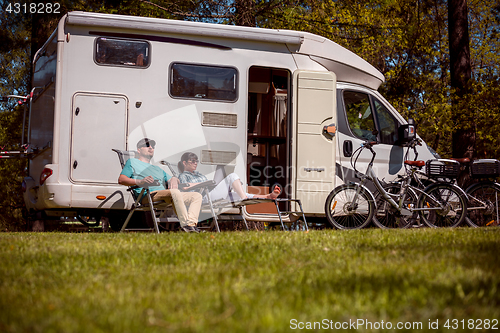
[113,149,221,233]
[160,161,296,232]
[113,149,180,233]
[160,160,233,232]
[114,149,308,233]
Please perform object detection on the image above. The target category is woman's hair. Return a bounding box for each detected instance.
[178,152,198,173]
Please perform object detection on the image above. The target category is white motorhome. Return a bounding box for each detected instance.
[23,11,436,229]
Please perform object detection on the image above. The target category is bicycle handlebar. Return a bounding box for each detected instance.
[351,141,379,176]
[408,137,422,148]
[404,137,422,161]
[354,137,422,177]
[361,141,379,148]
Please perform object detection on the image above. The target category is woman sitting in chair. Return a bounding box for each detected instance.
[177,152,281,202]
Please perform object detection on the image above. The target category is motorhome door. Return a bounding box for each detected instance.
[292,70,337,213]
[70,93,128,184]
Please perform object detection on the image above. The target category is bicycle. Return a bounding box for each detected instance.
[324,140,468,229]
[453,158,500,227]
[373,138,465,228]
[406,149,500,228]
[372,138,425,229]
[374,140,500,228]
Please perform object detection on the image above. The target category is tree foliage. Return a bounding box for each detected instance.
[261,0,500,159]
[0,0,32,230]
[1,0,500,229]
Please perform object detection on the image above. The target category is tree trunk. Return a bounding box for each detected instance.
[448,0,474,159]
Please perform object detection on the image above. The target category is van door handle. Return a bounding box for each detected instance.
[343,140,353,157]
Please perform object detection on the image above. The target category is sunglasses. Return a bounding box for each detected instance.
[139,143,155,149]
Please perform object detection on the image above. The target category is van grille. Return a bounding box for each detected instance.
[201,150,237,165]
[202,112,237,128]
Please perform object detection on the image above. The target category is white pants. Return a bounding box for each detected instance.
[205,173,253,203]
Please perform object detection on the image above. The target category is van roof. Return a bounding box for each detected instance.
[65,11,385,89]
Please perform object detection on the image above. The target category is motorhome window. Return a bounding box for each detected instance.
[95,37,149,67]
[374,98,400,145]
[343,91,377,141]
[170,63,237,101]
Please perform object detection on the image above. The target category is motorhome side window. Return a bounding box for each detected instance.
[343,91,378,141]
[170,63,237,101]
[95,37,150,67]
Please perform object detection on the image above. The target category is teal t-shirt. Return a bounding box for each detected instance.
[120,158,171,197]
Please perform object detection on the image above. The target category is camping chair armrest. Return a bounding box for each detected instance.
[179,180,216,192]
[127,186,137,191]
[125,179,161,191]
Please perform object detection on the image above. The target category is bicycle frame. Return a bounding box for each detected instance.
[412,162,495,215]
[351,143,459,216]
[359,162,412,216]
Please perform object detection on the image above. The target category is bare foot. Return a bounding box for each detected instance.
[269,185,281,200]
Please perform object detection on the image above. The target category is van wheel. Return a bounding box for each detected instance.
[101,217,110,232]
[32,220,45,232]
[108,213,126,232]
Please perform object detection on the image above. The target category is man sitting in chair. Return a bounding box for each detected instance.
[118,138,203,233]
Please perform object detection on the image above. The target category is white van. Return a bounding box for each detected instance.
[22,11,436,229]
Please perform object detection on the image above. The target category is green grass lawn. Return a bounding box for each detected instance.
[1,228,499,332]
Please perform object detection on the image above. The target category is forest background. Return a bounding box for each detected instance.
[0,0,499,230]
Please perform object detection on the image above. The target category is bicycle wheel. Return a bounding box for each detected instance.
[372,184,418,229]
[418,183,466,227]
[325,184,375,229]
[465,182,500,227]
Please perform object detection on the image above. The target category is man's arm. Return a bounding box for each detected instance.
[118,174,156,187]
[168,176,180,189]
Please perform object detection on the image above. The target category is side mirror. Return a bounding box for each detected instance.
[398,118,416,145]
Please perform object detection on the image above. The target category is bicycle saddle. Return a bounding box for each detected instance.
[450,157,470,164]
[404,160,425,167]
